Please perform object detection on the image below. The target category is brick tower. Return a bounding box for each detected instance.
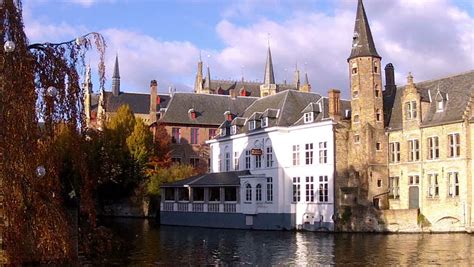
[347,0,388,208]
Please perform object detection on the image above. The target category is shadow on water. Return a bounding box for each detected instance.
[99,218,474,265]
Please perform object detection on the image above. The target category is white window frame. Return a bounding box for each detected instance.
[248,120,256,131]
[305,176,315,202]
[318,142,327,164]
[303,112,314,123]
[427,136,439,160]
[318,175,329,203]
[448,172,459,197]
[427,173,439,198]
[256,184,262,202]
[448,133,460,158]
[389,177,400,199]
[261,117,268,128]
[230,125,237,135]
[305,143,313,165]
[408,139,420,162]
[389,142,401,163]
[292,177,301,203]
[266,177,273,202]
[245,150,251,169]
[234,151,239,171]
[266,146,274,168]
[436,98,444,112]
[245,183,252,202]
[292,145,300,166]
[255,154,262,169]
[405,101,417,120]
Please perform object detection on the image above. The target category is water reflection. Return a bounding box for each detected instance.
[101,218,474,265]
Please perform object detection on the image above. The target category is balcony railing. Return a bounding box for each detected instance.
[161,202,238,213]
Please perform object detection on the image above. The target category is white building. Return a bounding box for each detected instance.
[160,89,350,231]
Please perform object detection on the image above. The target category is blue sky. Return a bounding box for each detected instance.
[24,0,474,97]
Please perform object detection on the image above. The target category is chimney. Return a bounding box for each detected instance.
[149,80,158,122]
[384,63,396,96]
[224,111,233,121]
[328,89,341,121]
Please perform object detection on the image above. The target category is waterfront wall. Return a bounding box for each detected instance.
[160,212,294,230]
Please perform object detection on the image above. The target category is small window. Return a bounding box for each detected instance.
[352,67,358,74]
[374,66,378,73]
[248,121,256,131]
[354,134,360,143]
[353,90,359,98]
[436,98,444,112]
[353,114,360,123]
[376,109,381,122]
[377,179,382,188]
[261,117,268,128]
[230,125,237,135]
[376,142,381,151]
[304,112,314,123]
[220,128,227,137]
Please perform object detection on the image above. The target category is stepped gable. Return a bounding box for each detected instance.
[387,70,474,130]
[159,93,257,126]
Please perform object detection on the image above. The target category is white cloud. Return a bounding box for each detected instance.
[22,0,474,98]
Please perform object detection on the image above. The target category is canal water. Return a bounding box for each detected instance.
[100,218,474,265]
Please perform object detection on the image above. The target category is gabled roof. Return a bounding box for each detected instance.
[159,93,257,126]
[387,70,474,130]
[103,91,170,115]
[161,170,252,187]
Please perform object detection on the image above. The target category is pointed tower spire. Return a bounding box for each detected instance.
[112,53,120,96]
[203,65,211,93]
[194,54,204,93]
[83,64,93,127]
[293,62,300,90]
[348,0,380,61]
[300,72,311,93]
[263,46,275,85]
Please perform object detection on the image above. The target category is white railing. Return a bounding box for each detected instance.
[177,203,189,212]
[224,203,236,213]
[162,202,239,213]
[208,203,220,212]
[192,203,204,212]
[163,202,174,211]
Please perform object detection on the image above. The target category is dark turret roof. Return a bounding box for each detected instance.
[264,47,276,84]
[112,54,120,78]
[348,0,380,61]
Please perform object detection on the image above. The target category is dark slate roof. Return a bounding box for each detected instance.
[159,93,257,126]
[103,91,171,115]
[161,170,252,187]
[387,70,474,130]
[264,47,275,84]
[348,0,380,60]
[208,79,262,97]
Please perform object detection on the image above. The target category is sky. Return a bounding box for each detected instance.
[23,0,474,98]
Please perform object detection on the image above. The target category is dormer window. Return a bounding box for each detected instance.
[220,128,227,137]
[231,125,237,135]
[304,112,314,123]
[248,121,256,131]
[436,98,444,112]
[405,101,417,120]
[261,117,268,128]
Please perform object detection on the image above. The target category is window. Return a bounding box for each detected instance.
[353,114,360,123]
[217,154,222,172]
[305,143,313,165]
[374,65,378,73]
[319,142,327,164]
[230,125,237,135]
[304,112,314,123]
[389,142,401,163]
[224,187,237,202]
[376,142,381,151]
[193,187,204,202]
[225,151,231,171]
[354,134,360,143]
[190,158,200,168]
[353,90,359,98]
[405,101,417,120]
[266,177,273,202]
[448,172,459,197]
[208,129,216,139]
[436,98,444,112]
[292,145,300,166]
[375,85,380,97]
[209,187,220,201]
[376,109,381,121]
[245,184,252,202]
[190,128,199,144]
[177,188,189,201]
[164,188,175,201]
[448,133,460,157]
[352,67,357,74]
[234,152,239,170]
[408,139,420,161]
[266,146,274,167]
[377,179,382,187]
[245,150,251,169]
[305,176,315,202]
[427,136,439,160]
[292,177,301,202]
[172,127,181,144]
[427,173,439,197]
[255,154,262,169]
[319,176,329,202]
[261,117,268,128]
[408,175,419,185]
[389,177,399,199]
[220,128,227,137]
[256,184,262,202]
[248,121,256,130]
[171,157,181,164]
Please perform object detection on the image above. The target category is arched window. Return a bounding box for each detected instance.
[245,184,252,202]
[256,184,262,202]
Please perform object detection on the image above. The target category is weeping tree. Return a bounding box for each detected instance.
[0,0,106,263]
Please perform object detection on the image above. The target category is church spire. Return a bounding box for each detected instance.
[293,62,300,90]
[263,46,275,85]
[203,65,211,92]
[348,0,380,61]
[112,53,120,96]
